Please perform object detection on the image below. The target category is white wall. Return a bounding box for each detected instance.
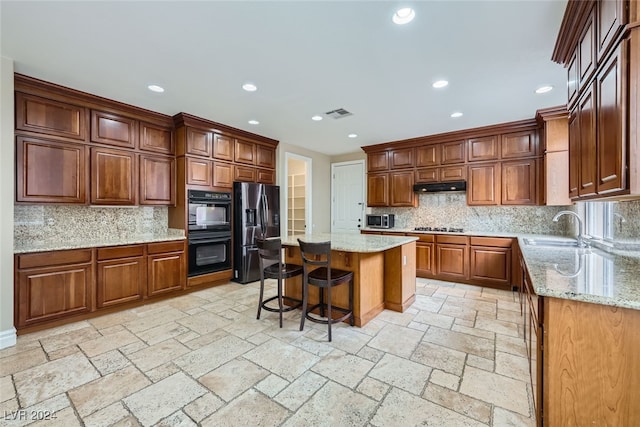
[1,57,16,348]
[277,142,331,233]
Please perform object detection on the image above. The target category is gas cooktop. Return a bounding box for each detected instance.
[414,226,464,233]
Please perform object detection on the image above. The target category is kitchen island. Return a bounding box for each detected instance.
[281,233,417,327]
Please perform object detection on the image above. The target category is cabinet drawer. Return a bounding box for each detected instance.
[436,235,469,245]
[440,165,467,181]
[415,168,438,183]
[234,165,256,182]
[97,245,145,261]
[406,233,434,243]
[470,237,513,248]
[147,240,185,255]
[18,249,93,269]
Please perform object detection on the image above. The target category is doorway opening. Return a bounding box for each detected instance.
[284,153,312,236]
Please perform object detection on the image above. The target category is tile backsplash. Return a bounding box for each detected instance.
[372,193,573,235]
[608,200,640,241]
[14,205,170,242]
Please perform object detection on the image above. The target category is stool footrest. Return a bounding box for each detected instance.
[304,303,353,325]
[261,296,302,313]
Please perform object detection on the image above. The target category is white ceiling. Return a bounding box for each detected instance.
[1,1,568,156]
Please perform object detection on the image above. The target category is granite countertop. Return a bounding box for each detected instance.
[281,233,418,253]
[14,228,186,254]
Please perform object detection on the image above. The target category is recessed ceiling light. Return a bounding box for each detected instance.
[248,120,260,125]
[311,115,323,121]
[242,83,257,92]
[348,133,358,138]
[432,80,449,89]
[147,84,164,93]
[392,7,415,25]
[450,112,463,118]
[535,85,553,94]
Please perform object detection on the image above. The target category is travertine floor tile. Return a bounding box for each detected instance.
[422,383,492,423]
[356,376,389,401]
[495,351,530,381]
[199,358,269,401]
[183,393,225,423]
[145,362,181,383]
[0,375,15,403]
[423,326,494,360]
[411,295,445,312]
[201,388,290,427]
[371,387,486,426]
[310,350,374,388]
[14,353,99,407]
[39,326,101,354]
[438,302,477,320]
[89,350,130,376]
[369,354,431,395]
[451,323,495,340]
[243,338,319,382]
[493,406,536,427]
[155,410,197,427]
[123,372,207,426]
[127,339,190,372]
[176,311,232,335]
[134,321,191,346]
[123,307,187,334]
[282,381,376,427]
[367,324,424,358]
[182,329,228,350]
[175,335,254,378]
[429,369,460,390]
[255,374,289,398]
[446,295,497,314]
[29,405,81,427]
[273,371,326,410]
[82,402,130,427]
[78,329,141,358]
[496,334,528,357]
[0,347,47,377]
[460,366,530,416]
[466,354,495,372]
[411,341,466,375]
[374,309,416,326]
[412,310,455,329]
[475,317,519,337]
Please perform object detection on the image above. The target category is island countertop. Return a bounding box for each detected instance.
[281,233,418,253]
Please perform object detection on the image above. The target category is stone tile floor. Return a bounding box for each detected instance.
[0,278,535,426]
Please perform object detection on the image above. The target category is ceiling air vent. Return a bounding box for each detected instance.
[325,108,353,119]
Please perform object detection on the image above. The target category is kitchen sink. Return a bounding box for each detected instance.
[523,237,582,247]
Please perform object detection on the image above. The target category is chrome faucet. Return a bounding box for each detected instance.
[552,210,588,248]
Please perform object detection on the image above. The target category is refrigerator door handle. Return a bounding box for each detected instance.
[259,191,268,237]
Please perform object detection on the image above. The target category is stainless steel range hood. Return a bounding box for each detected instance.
[413,181,466,193]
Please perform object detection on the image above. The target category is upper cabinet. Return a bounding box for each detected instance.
[212,133,233,161]
[501,130,538,159]
[15,93,86,141]
[468,136,499,162]
[185,127,212,157]
[552,0,637,201]
[90,147,137,205]
[140,122,174,155]
[256,144,276,169]
[441,140,466,164]
[91,110,137,149]
[416,145,439,167]
[367,152,389,172]
[234,139,256,165]
[389,147,414,169]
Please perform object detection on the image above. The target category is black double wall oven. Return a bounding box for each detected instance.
[187,190,232,277]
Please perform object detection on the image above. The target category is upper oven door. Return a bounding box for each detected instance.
[188,191,231,232]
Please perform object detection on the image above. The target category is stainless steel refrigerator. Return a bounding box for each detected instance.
[232,182,280,284]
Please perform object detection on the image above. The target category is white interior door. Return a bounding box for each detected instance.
[331,160,365,233]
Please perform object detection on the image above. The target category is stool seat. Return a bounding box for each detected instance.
[263,263,303,280]
[307,267,352,286]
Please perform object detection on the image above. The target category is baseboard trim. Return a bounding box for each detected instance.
[0,327,17,349]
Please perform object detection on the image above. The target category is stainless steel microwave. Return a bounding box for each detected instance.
[366,214,395,229]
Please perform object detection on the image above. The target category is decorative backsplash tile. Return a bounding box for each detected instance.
[372,193,573,235]
[14,205,170,242]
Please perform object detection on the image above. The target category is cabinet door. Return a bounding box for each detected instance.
[568,50,580,108]
[96,257,145,308]
[212,161,233,188]
[416,145,439,167]
[470,246,511,286]
[15,93,86,140]
[367,152,389,172]
[502,159,537,205]
[467,163,500,205]
[186,157,212,187]
[468,135,499,162]
[415,168,438,183]
[16,136,87,203]
[212,133,233,161]
[234,165,257,182]
[596,41,626,195]
[367,173,389,206]
[568,110,580,199]
[140,122,174,155]
[140,155,175,205]
[91,110,138,149]
[390,148,415,169]
[578,83,597,197]
[256,145,276,168]
[17,263,92,327]
[147,251,186,297]
[415,242,434,277]
[578,7,596,88]
[256,168,276,184]
[441,140,466,164]
[440,165,467,182]
[91,147,137,205]
[234,139,256,165]
[501,130,538,159]
[436,243,469,280]
[597,0,626,61]
[389,171,415,207]
[186,127,212,157]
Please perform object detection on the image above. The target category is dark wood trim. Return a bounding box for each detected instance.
[173,112,279,148]
[552,0,596,65]
[535,105,569,124]
[361,118,538,153]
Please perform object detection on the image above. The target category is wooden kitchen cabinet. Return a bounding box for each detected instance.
[389,147,415,169]
[568,110,580,198]
[596,0,626,60]
[16,136,88,204]
[415,167,438,183]
[501,130,538,159]
[469,237,511,287]
[140,154,175,205]
[15,249,93,328]
[441,140,466,164]
[96,245,145,308]
[577,82,598,197]
[416,145,439,167]
[367,152,389,171]
[467,162,500,205]
[256,144,276,169]
[502,159,537,205]
[212,161,233,188]
[186,157,212,187]
[407,233,435,277]
[91,110,138,149]
[234,139,256,165]
[567,50,579,107]
[440,165,467,182]
[15,92,87,141]
[147,241,186,297]
[139,122,174,155]
[468,135,499,162]
[212,133,233,161]
[389,170,416,207]
[186,127,213,157]
[435,235,469,281]
[256,168,275,184]
[578,7,596,89]
[90,147,137,205]
[234,165,257,182]
[367,172,389,206]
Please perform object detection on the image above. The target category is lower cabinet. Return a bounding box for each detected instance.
[469,237,512,286]
[15,249,93,328]
[147,241,186,297]
[407,233,435,277]
[435,235,469,281]
[96,245,145,308]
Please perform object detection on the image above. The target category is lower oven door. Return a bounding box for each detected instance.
[188,234,232,277]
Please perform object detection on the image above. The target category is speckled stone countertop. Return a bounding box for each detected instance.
[14,228,186,254]
[281,233,418,253]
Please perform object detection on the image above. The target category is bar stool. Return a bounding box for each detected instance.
[256,238,303,328]
[297,239,354,342]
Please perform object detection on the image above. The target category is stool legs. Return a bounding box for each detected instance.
[299,272,308,333]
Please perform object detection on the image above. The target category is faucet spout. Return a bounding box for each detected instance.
[552,210,588,248]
